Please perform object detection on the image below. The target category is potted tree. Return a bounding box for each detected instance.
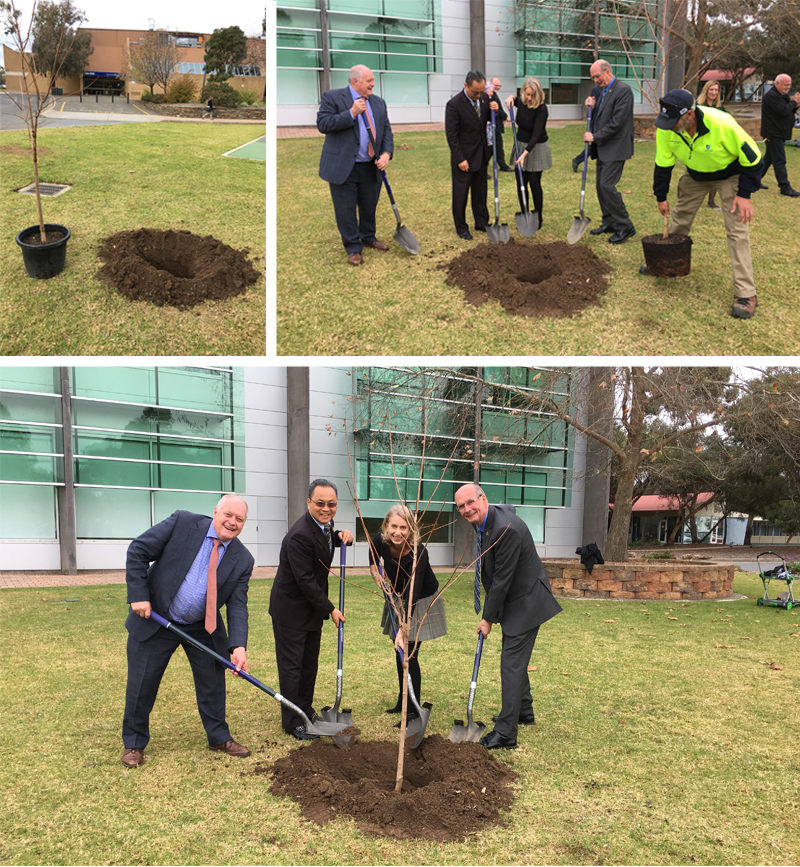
[3,0,90,278]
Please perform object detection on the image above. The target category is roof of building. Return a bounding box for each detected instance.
[700,68,756,81]
[630,493,715,512]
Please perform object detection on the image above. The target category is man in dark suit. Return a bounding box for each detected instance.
[122,495,254,767]
[489,77,513,171]
[760,74,800,197]
[445,69,500,239]
[584,59,637,244]
[269,479,354,740]
[317,64,394,266]
[455,483,562,750]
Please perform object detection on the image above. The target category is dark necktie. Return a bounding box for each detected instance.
[205,539,220,634]
[324,523,333,554]
[474,99,481,118]
[474,530,483,614]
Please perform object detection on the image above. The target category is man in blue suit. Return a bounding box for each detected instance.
[317,65,394,266]
[121,495,254,767]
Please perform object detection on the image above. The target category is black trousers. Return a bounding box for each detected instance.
[392,639,422,706]
[122,620,231,749]
[493,625,540,741]
[515,169,544,220]
[762,138,790,191]
[451,160,490,234]
[271,619,322,730]
[328,161,382,253]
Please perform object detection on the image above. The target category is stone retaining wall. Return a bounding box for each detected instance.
[634,114,761,141]
[543,559,735,600]
[145,102,266,121]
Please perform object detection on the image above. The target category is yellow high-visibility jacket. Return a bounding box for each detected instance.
[653,106,763,201]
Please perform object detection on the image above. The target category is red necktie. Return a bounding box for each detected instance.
[365,102,376,157]
[205,539,220,634]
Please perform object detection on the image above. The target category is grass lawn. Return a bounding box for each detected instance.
[277,127,800,356]
[1,124,266,356]
[1,568,798,865]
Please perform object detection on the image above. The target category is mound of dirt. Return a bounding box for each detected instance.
[96,228,261,308]
[440,239,612,317]
[257,734,518,842]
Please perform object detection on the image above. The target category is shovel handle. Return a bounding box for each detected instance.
[363,118,398,205]
[508,103,530,212]
[580,105,592,204]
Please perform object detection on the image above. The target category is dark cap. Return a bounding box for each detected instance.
[655,89,695,130]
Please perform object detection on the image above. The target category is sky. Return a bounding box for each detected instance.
[3,0,266,40]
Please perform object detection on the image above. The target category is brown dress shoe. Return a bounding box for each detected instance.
[731,295,757,319]
[121,748,145,767]
[210,739,251,757]
[366,240,389,251]
[347,252,363,266]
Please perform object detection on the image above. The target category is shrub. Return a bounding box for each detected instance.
[238,88,259,105]
[201,82,242,107]
[166,74,197,104]
[643,550,675,560]
[140,91,165,103]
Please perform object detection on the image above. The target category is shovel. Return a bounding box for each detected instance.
[567,105,593,245]
[379,566,432,749]
[486,107,510,244]
[448,632,487,743]
[321,544,355,746]
[148,611,354,747]
[507,104,539,237]
[364,120,420,255]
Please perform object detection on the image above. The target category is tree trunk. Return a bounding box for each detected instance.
[744,513,755,546]
[606,453,639,561]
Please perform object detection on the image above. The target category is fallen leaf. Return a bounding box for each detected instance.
[604,619,616,623]
[714,644,734,648]
[740,636,753,640]
[527,665,538,672]
[668,616,679,620]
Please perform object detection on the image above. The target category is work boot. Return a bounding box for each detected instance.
[731,295,758,319]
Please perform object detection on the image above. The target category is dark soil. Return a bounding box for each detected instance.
[256,734,518,842]
[21,230,66,245]
[438,239,612,317]
[96,228,261,308]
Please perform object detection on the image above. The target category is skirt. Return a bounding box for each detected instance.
[520,140,553,173]
[381,591,447,642]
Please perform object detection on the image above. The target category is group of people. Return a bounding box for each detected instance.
[120,481,562,765]
[315,62,799,322]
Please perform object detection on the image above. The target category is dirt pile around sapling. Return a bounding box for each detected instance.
[439,239,612,317]
[97,228,261,308]
[257,733,518,842]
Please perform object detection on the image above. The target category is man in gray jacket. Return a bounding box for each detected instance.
[455,483,562,750]
[584,59,636,243]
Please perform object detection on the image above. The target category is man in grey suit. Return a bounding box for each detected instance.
[121,495,254,767]
[317,64,394,266]
[584,59,637,244]
[455,483,562,750]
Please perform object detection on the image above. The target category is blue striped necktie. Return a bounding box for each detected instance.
[474,529,483,614]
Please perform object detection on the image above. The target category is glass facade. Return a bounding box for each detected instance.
[276,0,440,106]
[353,367,574,544]
[515,0,658,103]
[0,367,244,542]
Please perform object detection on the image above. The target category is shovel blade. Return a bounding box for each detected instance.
[515,210,539,238]
[447,718,487,743]
[393,223,419,255]
[319,706,356,747]
[404,702,432,749]
[487,223,510,245]
[567,215,591,245]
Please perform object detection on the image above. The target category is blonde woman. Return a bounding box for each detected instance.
[697,81,727,209]
[505,77,553,227]
[369,505,446,721]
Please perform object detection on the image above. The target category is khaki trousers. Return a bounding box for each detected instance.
[669,171,756,298]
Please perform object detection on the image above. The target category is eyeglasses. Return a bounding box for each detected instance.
[456,496,483,512]
[311,500,338,509]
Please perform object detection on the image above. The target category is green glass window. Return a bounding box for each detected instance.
[0,483,57,539]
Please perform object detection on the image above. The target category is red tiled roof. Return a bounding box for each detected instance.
[700,68,756,81]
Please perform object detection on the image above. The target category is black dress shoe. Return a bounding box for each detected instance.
[492,712,535,725]
[759,183,768,190]
[500,165,515,172]
[479,729,518,750]
[589,224,614,235]
[474,225,487,232]
[458,231,473,240]
[285,725,319,741]
[609,225,636,244]
[572,156,581,173]
[308,710,322,724]
[639,264,650,275]
[393,709,420,728]
[780,187,800,197]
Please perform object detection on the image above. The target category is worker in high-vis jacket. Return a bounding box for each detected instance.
[640,88,764,320]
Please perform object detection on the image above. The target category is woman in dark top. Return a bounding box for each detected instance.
[505,77,553,228]
[696,81,727,209]
[369,504,446,721]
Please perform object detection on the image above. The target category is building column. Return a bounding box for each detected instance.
[286,367,310,527]
[57,367,77,574]
[470,0,485,74]
[581,367,614,553]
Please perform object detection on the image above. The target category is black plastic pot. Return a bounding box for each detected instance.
[15,224,71,278]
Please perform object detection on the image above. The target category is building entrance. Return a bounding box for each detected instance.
[83,73,124,96]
